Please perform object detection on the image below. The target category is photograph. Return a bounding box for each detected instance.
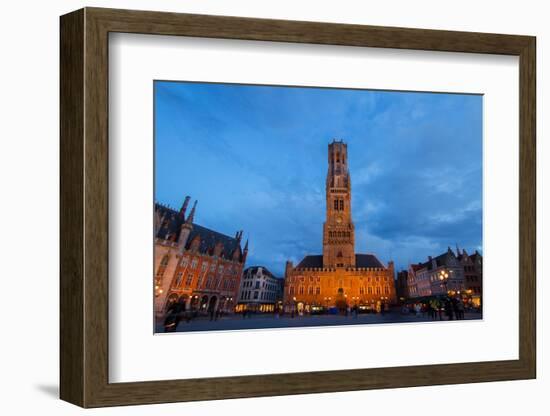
[153,81,483,333]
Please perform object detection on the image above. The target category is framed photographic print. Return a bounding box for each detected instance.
[60,7,536,408]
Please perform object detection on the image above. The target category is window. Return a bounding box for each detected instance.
[375,286,381,295]
[316,286,321,295]
[180,256,189,267]
[360,286,365,295]
[368,286,373,294]
[185,274,193,287]
[191,259,198,269]
[201,262,208,272]
[339,199,344,210]
[174,272,183,287]
[334,199,339,210]
[308,286,313,295]
[384,286,390,294]
[218,265,224,275]
[210,263,216,272]
[160,255,170,266]
[254,291,259,299]
[299,286,304,295]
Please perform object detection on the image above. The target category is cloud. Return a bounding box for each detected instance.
[155,82,483,275]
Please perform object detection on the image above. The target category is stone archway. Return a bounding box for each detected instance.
[178,294,189,310]
[165,293,178,311]
[208,296,218,312]
[200,295,209,313]
[190,295,199,311]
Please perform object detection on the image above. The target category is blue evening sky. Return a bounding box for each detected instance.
[155,81,482,277]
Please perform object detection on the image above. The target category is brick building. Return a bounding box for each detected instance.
[284,140,396,313]
[407,247,475,299]
[153,197,248,317]
[458,248,483,306]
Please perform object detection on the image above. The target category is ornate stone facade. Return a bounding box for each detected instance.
[284,140,396,312]
[153,197,248,317]
[236,266,283,313]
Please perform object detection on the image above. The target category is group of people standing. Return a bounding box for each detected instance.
[407,297,466,320]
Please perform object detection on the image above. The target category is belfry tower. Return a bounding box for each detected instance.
[322,140,356,268]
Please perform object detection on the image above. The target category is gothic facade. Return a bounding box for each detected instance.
[284,140,396,312]
[153,196,248,317]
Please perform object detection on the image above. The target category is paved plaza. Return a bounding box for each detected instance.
[156,310,482,333]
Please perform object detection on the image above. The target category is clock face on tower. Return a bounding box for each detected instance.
[336,216,342,224]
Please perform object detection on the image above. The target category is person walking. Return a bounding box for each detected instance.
[457,299,465,320]
[444,298,454,320]
[414,302,421,317]
[164,297,185,332]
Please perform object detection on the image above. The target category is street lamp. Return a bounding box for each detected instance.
[438,269,449,294]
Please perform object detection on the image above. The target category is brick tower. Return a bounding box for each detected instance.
[322,140,356,268]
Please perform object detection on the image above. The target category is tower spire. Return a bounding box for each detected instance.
[242,238,249,264]
[179,196,191,219]
[186,200,197,224]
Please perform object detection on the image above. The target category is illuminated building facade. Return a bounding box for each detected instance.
[153,197,248,317]
[284,140,396,313]
[236,266,283,313]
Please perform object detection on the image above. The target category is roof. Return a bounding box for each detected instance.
[356,254,385,268]
[296,255,323,268]
[296,254,385,269]
[416,248,458,271]
[244,266,280,279]
[155,203,243,261]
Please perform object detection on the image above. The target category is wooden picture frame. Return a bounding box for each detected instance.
[60,7,536,408]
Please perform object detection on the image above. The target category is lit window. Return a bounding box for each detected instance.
[185,274,193,287]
